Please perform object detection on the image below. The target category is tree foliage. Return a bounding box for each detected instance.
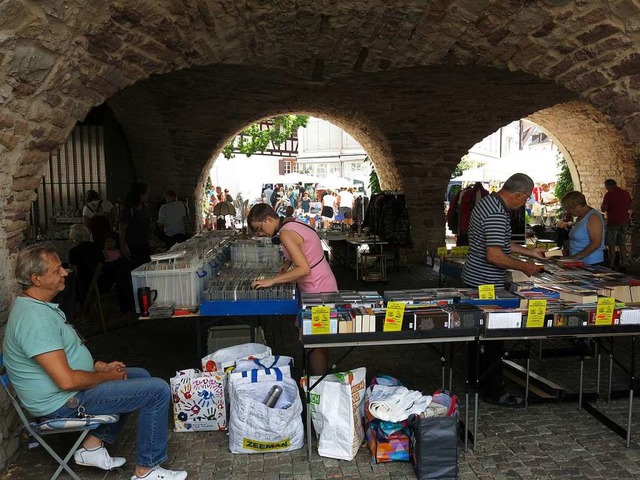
[365,156,382,195]
[222,115,309,159]
[452,155,476,179]
[554,152,573,201]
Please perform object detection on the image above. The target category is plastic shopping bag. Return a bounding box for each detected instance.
[309,367,367,460]
[234,355,294,373]
[202,343,272,372]
[170,369,226,431]
[365,375,411,463]
[228,377,304,454]
[229,366,291,387]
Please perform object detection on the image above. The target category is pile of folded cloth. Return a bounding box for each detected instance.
[367,385,432,422]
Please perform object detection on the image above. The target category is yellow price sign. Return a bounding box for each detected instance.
[595,297,616,326]
[383,301,406,332]
[311,305,331,334]
[526,299,547,328]
[451,246,469,256]
[478,284,496,300]
[436,246,448,257]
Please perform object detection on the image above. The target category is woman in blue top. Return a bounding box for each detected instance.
[561,191,605,265]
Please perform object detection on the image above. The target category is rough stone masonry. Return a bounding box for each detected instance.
[2,0,640,471]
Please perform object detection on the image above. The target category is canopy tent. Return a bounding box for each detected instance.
[315,176,355,190]
[452,149,560,185]
[276,172,320,185]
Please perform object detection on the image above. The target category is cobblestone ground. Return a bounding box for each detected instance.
[5,257,640,479]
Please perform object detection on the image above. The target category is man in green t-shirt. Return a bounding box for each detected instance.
[3,244,188,480]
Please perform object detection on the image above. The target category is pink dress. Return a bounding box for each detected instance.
[280,221,338,294]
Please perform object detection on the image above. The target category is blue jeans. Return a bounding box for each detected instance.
[46,368,170,467]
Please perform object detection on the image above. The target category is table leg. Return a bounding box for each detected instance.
[304,348,312,460]
[525,355,530,409]
[608,346,614,403]
[449,344,454,391]
[578,355,584,411]
[464,382,469,451]
[596,345,601,401]
[473,338,480,449]
[627,336,635,447]
[195,317,202,362]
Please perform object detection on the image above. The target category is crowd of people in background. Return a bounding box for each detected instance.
[260,181,364,230]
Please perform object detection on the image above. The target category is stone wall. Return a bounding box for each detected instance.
[3,0,640,471]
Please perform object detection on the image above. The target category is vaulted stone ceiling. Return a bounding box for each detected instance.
[2,0,640,260]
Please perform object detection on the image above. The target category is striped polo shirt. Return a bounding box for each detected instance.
[461,193,512,287]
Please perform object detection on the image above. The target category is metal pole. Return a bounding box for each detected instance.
[627,337,635,447]
[525,357,530,409]
[596,351,601,402]
[474,338,480,449]
[304,349,312,460]
[441,355,445,389]
[464,382,469,451]
[538,339,543,364]
[578,356,584,411]
[608,353,614,403]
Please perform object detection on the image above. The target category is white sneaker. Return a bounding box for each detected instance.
[74,443,126,470]
[131,466,188,480]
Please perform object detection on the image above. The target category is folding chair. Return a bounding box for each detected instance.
[0,353,119,480]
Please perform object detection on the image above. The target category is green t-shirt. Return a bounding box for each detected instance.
[3,297,94,416]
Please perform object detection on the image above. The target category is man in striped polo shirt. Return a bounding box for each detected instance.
[463,173,546,407]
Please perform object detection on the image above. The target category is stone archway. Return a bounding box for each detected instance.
[529,101,638,205]
[194,111,400,227]
[5,0,640,468]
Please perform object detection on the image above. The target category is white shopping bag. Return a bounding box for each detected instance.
[170,369,226,432]
[202,343,272,372]
[234,355,294,373]
[229,366,291,387]
[228,377,304,454]
[309,367,367,460]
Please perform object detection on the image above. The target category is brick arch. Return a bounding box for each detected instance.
[5,1,640,257]
[528,101,637,206]
[4,0,640,466]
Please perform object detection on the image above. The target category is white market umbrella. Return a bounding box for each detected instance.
[315,176,354,190]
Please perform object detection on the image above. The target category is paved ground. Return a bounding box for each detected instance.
[5,255,640,479]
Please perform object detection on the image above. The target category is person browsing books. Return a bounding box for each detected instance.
[248,203,338,374]
[462,173,547,408]
[561,191,605,265]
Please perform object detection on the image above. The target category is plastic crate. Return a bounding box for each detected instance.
[132,263,208,312]
[206,325,252,354]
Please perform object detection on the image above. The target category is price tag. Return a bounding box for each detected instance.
[383,301,406,332]
[436,246,448,257]
[311,305,331,334]
[478,284,496,300]
[595,297,616,326]
[526,299,547,328]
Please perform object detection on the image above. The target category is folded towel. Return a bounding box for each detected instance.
[368,385,432,422]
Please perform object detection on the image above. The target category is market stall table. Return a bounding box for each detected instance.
[139,298,299,362]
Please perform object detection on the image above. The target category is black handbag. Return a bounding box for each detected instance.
[410,413,459,480]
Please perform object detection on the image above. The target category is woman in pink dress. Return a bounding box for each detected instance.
[248,204,337,373]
